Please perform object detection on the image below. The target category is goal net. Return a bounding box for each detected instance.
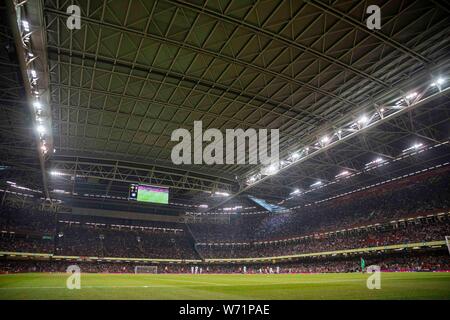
[134,266,158,274]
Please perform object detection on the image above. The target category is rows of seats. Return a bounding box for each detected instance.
[196,219,449,258]
[0,251,448,274]
[190,173,450,243]
[0,172,449,260]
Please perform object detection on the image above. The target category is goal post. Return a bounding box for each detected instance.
[134,266,158,274]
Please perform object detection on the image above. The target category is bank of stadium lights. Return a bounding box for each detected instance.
[214,191,230,197]
[262,163,280,176]
[357,115,370,128]
[402,143,425,155]
[365,157,386,169]
[431,78,445,87]
[335,170,350,179]
[290,188,301,196]
[36,125,45,134]
[243,75,449,187]
[6,181,40,193]
[279,141,448,207]
[223,206,242,211]
[320,135,330,146]
[15,7,52,159]
[311,181,323,188]
[22,20,30,32]
[50,170,65,177]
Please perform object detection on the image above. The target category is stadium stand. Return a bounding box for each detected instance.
[1,168,449,272]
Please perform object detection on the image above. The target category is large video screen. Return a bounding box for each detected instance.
[129,184,169,204]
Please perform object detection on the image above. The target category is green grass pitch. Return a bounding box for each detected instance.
[0,273,449,300]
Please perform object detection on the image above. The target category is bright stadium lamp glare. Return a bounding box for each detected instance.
[247,176,257,184]
[214,191,230,197]
[36,125,45,134]
[311,181,322,187]
[336,170,350,178]
[30,70,37,78]
[431,78,445,86]
[320,136,330,144]
[33,101,42,109]
[358,115,369,125]
[22,20,30,32]
[290,188,301,195]
[405,92,418,100]
[199,204,208,208]
[291,152,300,160]
[262,163,279,176]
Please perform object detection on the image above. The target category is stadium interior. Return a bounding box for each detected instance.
[0,0,449,300]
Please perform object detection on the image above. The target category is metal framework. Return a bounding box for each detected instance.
[1,0,449,209]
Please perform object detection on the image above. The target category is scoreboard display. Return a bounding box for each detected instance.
[129,184,169,205]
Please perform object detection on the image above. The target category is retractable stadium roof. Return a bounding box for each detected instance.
[1,0,449,211]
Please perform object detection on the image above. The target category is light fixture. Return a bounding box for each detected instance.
[263,164,279,176]
[335,170,350,178]
[36,125,45,134]
[291,152,300,160]
[30,70,37,78]
[214,191,230,197]
[33,101,42,109]
[311,181,322,187]
[320,136,330,144]
[22,20,30,32]
[431,78,445,87]
[405,92,418,100]
[358,115,369,125]
[290,189,301,195]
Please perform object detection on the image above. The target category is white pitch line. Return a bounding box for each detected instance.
[0,278,364,290]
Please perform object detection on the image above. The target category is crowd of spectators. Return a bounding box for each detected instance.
[0,171,449,261]
[55,224,198,259]
[196,218,450,258]
[1,251,448,274]
[0,234,53,253]
[190,174,450,243]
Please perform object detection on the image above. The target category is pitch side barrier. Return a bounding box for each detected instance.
[0,240,446,264]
